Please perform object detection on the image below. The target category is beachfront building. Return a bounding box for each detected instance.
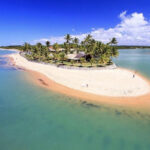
[67,52,91,61]
[59,48,65,52]
[49,46,56,52]
[49,46,65,52]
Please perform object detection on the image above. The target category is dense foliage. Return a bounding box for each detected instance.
[0,45,24,50]
[1,34,120,67]
[117,46,150,49]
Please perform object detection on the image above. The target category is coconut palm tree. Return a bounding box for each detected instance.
[89,39,96,56]
[99,54,110,65]
[64,34,72,54]
[72,37,79,53]
[109,37,118,45]
[36,43,43,57]
[90,57,95,66]
[46,41,50,48]
[82,34,93,54]
[23,43,30,52]
[95,41,103,56]
[53,43,59,52]
[111,47,119,57]
[36,42,42,48]
[65,34,72,44]
[58,52,65,63]
[84,34,92,43]
[73,37,79,45]
[53,53,58,62]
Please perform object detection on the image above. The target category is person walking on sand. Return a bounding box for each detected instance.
[81,83,88,88]
[133,71,137,78]
[133,74,135,78]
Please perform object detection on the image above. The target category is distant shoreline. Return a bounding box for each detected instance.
[0,48,19,52]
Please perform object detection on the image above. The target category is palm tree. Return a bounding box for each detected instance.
[72,37,79,53]
[89,39,96,56]
[53,53,58,62]
[95,41,103,56]
[46,41,50,48]
[109,37,118,45]
[23,43,30,52]
[36,43,43,57]
[36,42,42,48]
[73,37,79,45]
[84,34,92,43]
[43,47,49,58]
[82,34,93,54]
[53,43,59,52]
[90,57,95,66]
[99,54,110,65]
[111,47,119,57]
[64,34,72,54]
[65,34,72,43]
[58,52,65,63]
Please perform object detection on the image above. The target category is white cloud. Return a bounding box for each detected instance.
[33,11,150,45]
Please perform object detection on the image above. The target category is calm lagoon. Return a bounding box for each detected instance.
[0,49,150,150]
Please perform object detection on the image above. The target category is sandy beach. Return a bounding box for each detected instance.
[8,52,150,96]
[4,52,150,109]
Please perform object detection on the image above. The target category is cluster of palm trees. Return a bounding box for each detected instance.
[63,34,118,65]
[23,42,49,61]
[23,34,119,66]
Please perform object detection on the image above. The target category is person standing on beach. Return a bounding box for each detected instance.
[133,71,137,78]
[133,74,135,78]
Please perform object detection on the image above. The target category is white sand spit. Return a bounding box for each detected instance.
[9,53,150,97]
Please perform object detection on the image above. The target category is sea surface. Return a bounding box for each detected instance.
[0,49,150,150]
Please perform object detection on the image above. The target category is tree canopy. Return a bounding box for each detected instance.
[22,34,119,67]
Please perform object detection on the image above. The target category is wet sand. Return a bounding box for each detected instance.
[25,68,150,111]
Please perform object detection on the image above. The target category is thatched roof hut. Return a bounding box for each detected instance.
[67,52,86,60]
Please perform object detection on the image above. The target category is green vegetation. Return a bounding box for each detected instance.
[117,45,150,49]
[1,45,150,51]
[0,34,120,67]
[0,45,24,51]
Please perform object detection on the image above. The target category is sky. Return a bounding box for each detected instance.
[0,0,150,46]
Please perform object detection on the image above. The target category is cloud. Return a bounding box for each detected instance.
[34,11,150,45]
[33,37,65,44]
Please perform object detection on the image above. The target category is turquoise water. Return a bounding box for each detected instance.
[0,49,150,150]
[114,49,150,79]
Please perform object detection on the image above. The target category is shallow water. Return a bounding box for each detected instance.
[0,49,150,150]
[114,49,150,79]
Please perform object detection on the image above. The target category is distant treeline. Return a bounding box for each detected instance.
[1,45,150,50]
[0,45,24,50]
[117,46,150,49]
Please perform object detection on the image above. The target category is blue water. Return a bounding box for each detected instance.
[114,49,150,79]
[0,49,150,150]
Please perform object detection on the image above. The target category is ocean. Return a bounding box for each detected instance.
[0,49,150,150]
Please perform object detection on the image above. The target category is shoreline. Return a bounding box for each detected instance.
[26,69,150,109]
[7,53,150,109]
[0,48,19,52]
